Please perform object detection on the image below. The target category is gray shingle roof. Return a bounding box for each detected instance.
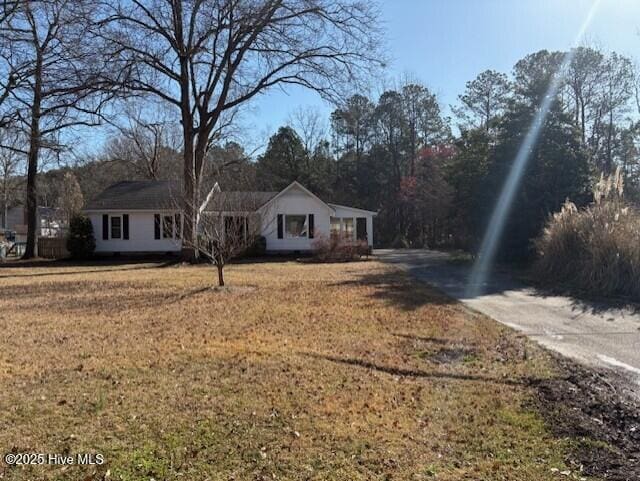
[203,191,278,212]
[84,181,181,211]
[85,181,277,212]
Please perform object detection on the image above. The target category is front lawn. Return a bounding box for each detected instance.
[0,260,590,480]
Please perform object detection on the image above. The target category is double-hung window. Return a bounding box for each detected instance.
[154,213,181,240]
[343,218,354,239]
[328,217,358,241]
[330,216,341,236]
[110,216,122,239]
[102,214,129,240]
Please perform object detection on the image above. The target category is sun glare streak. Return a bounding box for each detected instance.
[465,0,604,298]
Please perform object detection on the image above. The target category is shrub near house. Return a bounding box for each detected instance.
[66,215,96,259]
[312,233,369,262]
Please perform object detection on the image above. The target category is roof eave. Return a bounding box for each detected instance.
[327,203,378,215]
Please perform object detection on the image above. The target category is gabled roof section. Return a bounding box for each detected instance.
[260,181,335,214]
[203,191,278,212]
[84,180,181,211]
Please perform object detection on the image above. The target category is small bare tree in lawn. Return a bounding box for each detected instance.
[179,182,273,287]
[99,0,383,260]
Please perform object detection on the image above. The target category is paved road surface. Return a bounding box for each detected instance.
[377,249,640,395]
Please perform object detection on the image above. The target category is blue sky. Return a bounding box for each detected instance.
[247,0,640,143]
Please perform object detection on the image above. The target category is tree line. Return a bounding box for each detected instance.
[0,0,638,262]
[254,47,640,258]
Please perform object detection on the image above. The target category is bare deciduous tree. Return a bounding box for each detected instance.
[0,126,23,229]
[59,170,83,224]
[99,0,383,260]
[565,46,605,145]
[598,52,635,174]
[0,0,121,258]
[289,106,327,154]
[0,1,27,126]
[179,182,274,287]
[106,101,181,180]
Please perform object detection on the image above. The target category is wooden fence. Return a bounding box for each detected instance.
[38,237,69,259]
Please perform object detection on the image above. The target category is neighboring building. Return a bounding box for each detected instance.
[84,180,376,254]
[1,205,24,231]
[2,205,66,241]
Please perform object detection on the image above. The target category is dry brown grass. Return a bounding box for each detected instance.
[0,260,588,480]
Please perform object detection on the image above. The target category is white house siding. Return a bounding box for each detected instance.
[259,184,332,252]
[329,205,374,247]
[88,211,182,253]
[83,181,374,255]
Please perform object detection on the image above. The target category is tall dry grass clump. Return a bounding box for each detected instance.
[534,169,640,300]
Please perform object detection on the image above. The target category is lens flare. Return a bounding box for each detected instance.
[465,0,604,298]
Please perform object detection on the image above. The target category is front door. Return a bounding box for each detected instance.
[356,217,367,241]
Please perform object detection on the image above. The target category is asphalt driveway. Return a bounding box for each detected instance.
[377,249,640,397]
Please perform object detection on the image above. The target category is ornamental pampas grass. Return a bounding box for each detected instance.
[535,168,640,300]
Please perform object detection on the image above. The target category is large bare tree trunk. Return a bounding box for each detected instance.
[23,52,42,260]
[182,138,197,261]
[100,0,381,263]
[9,1,114,259]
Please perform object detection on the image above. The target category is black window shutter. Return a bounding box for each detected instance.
[174,213,181,239]
[356,217,367,241]
[308,214,314,239]
[277,214,283,239]
[154,214,160,239]
[102,214,108,240]
[123,214,129,240]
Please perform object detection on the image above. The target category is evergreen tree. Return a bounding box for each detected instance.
[256,126,334,198]
[479,99,591,260]
[445,128,493,249]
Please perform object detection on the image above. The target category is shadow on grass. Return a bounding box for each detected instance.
[329,269,456,311]
[392,333,475,346]
[0,257,180,279]
[169,285,213,303]
[165,284,258,304]
[303,352,543,387]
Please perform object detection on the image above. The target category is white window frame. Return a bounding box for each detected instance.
[330,216,341,236]
[330,217,356,240]
[156,212,182,240]
[284,214,308,239]
[343,217,355,240]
